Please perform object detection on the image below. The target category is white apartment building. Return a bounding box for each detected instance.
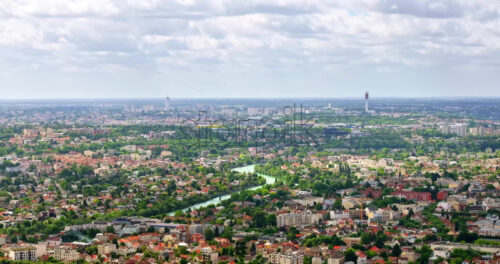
[330,210,350,220]
[439,124,467,137]
[270,253,304,264]
[277,211,322,227]
[5,246,37,261]
[292,196,324,207]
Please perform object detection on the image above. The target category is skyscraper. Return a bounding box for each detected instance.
[165,97,170,111]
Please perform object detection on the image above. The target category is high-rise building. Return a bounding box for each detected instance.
[469,126,485,136]
[439,125,451,134]
[450,124,467,137]
[165,97,170,111]
[439,124,467,137]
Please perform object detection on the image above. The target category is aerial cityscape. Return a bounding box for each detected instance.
[0,1,499,264]
[0,97,498,264]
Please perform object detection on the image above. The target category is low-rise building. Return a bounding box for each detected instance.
[54,246,80,262]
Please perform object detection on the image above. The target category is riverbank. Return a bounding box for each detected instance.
[166,164,275,216]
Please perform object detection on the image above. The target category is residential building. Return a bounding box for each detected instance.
[4,246,37,262]
[277,211,322,227]
[54,246,80,262]
[270,252,304,264]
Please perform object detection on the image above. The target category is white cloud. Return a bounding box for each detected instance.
[0,0,498,97]
[14,0,119,16]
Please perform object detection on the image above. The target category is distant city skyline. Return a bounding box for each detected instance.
[0,0,499,99]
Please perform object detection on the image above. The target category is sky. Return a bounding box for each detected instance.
[0,0,499,99]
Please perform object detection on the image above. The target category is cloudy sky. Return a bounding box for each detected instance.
[0,0,499,99]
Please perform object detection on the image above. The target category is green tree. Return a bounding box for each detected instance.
[416,244,433,264]
[345,248,357,262]
[235,240,247,257]
[106,225,115,234]
[253,210,267,228]
[361,232,372,245]
[391,244,401,257]
[334,198,343,209]
[250,243,256,254]
[266,214,277,226]
[204,228,215,241]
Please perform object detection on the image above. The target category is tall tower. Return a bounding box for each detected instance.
[364,91,369,112]
[165,97,170,111]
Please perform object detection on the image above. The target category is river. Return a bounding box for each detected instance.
[167,164,275,216]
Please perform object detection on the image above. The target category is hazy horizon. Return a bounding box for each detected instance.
[1,96,500,101]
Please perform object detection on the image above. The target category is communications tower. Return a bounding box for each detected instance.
[364,91,369,112]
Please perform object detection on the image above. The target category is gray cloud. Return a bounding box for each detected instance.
[375,0,464,18]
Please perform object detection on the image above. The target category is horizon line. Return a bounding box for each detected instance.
[1,96,500,101]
